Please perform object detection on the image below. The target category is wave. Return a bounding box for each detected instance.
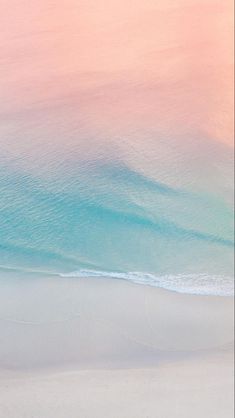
[0,263,233,296]
[60,269,234,296]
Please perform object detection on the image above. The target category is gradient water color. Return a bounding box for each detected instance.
[0,0,234,295]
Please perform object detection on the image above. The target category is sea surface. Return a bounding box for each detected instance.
[0,0,234,296]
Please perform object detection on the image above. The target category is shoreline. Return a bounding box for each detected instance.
[0,268,234,297]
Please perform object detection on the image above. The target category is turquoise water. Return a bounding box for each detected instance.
[0,0,233,296]
[0,130,234,296]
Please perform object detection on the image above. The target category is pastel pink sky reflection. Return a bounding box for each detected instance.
[0,0,233,156]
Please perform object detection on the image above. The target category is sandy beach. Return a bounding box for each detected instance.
[0,277,233,417]
[0,0,233,416]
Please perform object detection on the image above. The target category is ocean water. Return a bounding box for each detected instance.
[0,134,233,295]
[0,0,234,296]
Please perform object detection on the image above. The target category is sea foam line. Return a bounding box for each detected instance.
[60,270,234,297]
[0,264,233,297]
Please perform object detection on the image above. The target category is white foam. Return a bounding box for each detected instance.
[60,270,234,296]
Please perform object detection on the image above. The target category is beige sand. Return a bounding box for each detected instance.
[0,277,234,417]
[0,351,233,418]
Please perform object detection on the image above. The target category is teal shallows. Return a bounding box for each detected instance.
[0,156,233,280]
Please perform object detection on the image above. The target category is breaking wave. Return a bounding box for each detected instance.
[60,269,234,296]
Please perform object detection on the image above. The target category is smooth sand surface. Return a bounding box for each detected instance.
[0,350,234,418]
[0,277,234,417]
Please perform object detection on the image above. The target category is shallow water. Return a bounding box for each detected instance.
[0,0,234,295]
